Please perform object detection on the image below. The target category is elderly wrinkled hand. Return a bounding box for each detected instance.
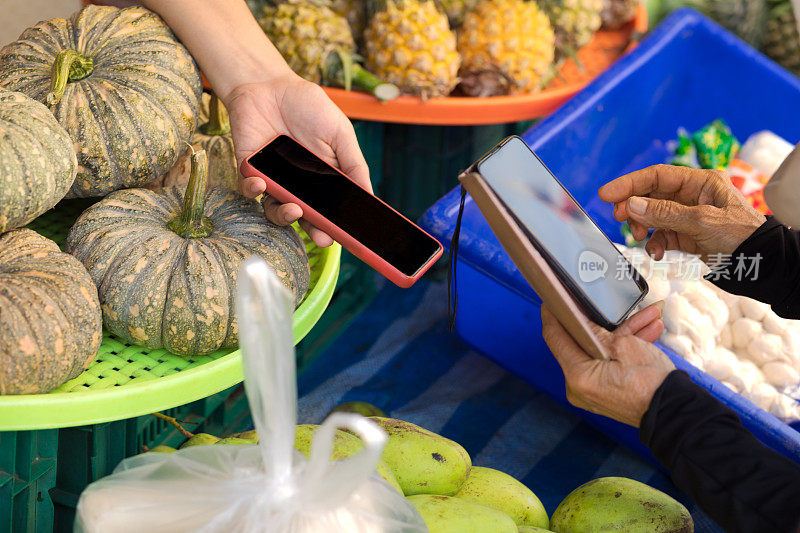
[599,165,765,261]
[541,304,674,427]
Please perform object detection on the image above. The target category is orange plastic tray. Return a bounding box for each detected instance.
[327,5,648,125]
[86,1,645,126]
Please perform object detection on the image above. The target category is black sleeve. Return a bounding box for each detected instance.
[640,370,800,533]
[706,217,800,319]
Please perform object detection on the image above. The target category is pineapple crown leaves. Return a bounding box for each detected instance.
[371,0,446,18]
[325,48,356,90]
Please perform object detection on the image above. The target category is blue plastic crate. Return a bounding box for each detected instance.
[419,8,800,466]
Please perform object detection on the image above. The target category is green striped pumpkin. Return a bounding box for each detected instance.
[0,229,102,395]
[0,5,202,198]
[66,150,310,356]
[147,93,238,191]
[0,89,76,233]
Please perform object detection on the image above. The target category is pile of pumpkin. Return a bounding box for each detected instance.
[0,5,310,396]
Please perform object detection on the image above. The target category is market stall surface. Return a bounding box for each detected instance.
[297,279,724,532]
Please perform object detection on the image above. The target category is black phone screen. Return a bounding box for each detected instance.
[477,136,646,326]
[248,135,441,277]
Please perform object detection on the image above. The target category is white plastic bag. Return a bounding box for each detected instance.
[737,131,794,177]
[75,257,426,533]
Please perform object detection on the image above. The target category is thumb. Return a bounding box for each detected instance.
[626,196,706,235]
[331,123,372,194]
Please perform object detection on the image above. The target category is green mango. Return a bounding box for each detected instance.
[215,437,256,445]
[369,417,471,496]
[518,527,555,533]
[327,401,387,418]
[550,477,693,532]
[455,466,548,528]
[228,430,258,442]
[408,494,517,533]
[148,445,177,454]
[179,433,220,448]
[294,424,403,494]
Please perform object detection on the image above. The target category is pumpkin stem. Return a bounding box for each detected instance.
[167,150,214,238]
[199,94,231,136]
[47,49,94,106]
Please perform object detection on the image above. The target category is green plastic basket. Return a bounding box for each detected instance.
[1,384,255,533]
[0,199,340,431]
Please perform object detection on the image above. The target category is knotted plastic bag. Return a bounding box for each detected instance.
[75,257,426,533]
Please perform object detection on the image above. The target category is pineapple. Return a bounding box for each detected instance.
[253,0,367,47]
[260,0,399,99]
[331,0,368,41]
[458,0,556,96]
[364,0,461,98]
[601,0,639,29]
[260,0,354,83]
[540,0,604,58]
[763,0,800,75]
[663,0,769,47]
[434,0,479,28]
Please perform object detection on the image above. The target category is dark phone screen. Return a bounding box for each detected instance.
[248,135,441,277]
[477,137,645,325]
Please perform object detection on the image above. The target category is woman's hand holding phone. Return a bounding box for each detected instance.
[229,79,372,248]
[138,0,371,249]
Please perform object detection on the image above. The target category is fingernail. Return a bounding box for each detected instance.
[629,197,647,215]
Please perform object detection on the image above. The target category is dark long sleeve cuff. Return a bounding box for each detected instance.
[706,217,800,319]
[640,370,800,533]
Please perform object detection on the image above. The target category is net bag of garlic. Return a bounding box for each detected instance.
[617,245,800,421]
[74,257,426,533]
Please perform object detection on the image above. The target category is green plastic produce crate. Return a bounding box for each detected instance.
[0,198,340,533]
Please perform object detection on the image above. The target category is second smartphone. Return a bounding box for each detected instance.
[241,135,443,288]
[471,136,648,329]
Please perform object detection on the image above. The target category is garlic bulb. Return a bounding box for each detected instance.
[745,382,778,412]
[731,318,763,350]
[621,245,800,421]
[763,312,787,336]
[720,324,733,349]
[762,361,800,389]
[740,299,770,322]
[746,334,789,366]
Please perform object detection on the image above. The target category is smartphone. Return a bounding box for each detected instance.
[241,135,443,288]
[472,136,647,329]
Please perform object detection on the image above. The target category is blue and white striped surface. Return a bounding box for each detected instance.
[297,280,724,532]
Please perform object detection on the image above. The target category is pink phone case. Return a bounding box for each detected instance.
[241,136,443,288]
